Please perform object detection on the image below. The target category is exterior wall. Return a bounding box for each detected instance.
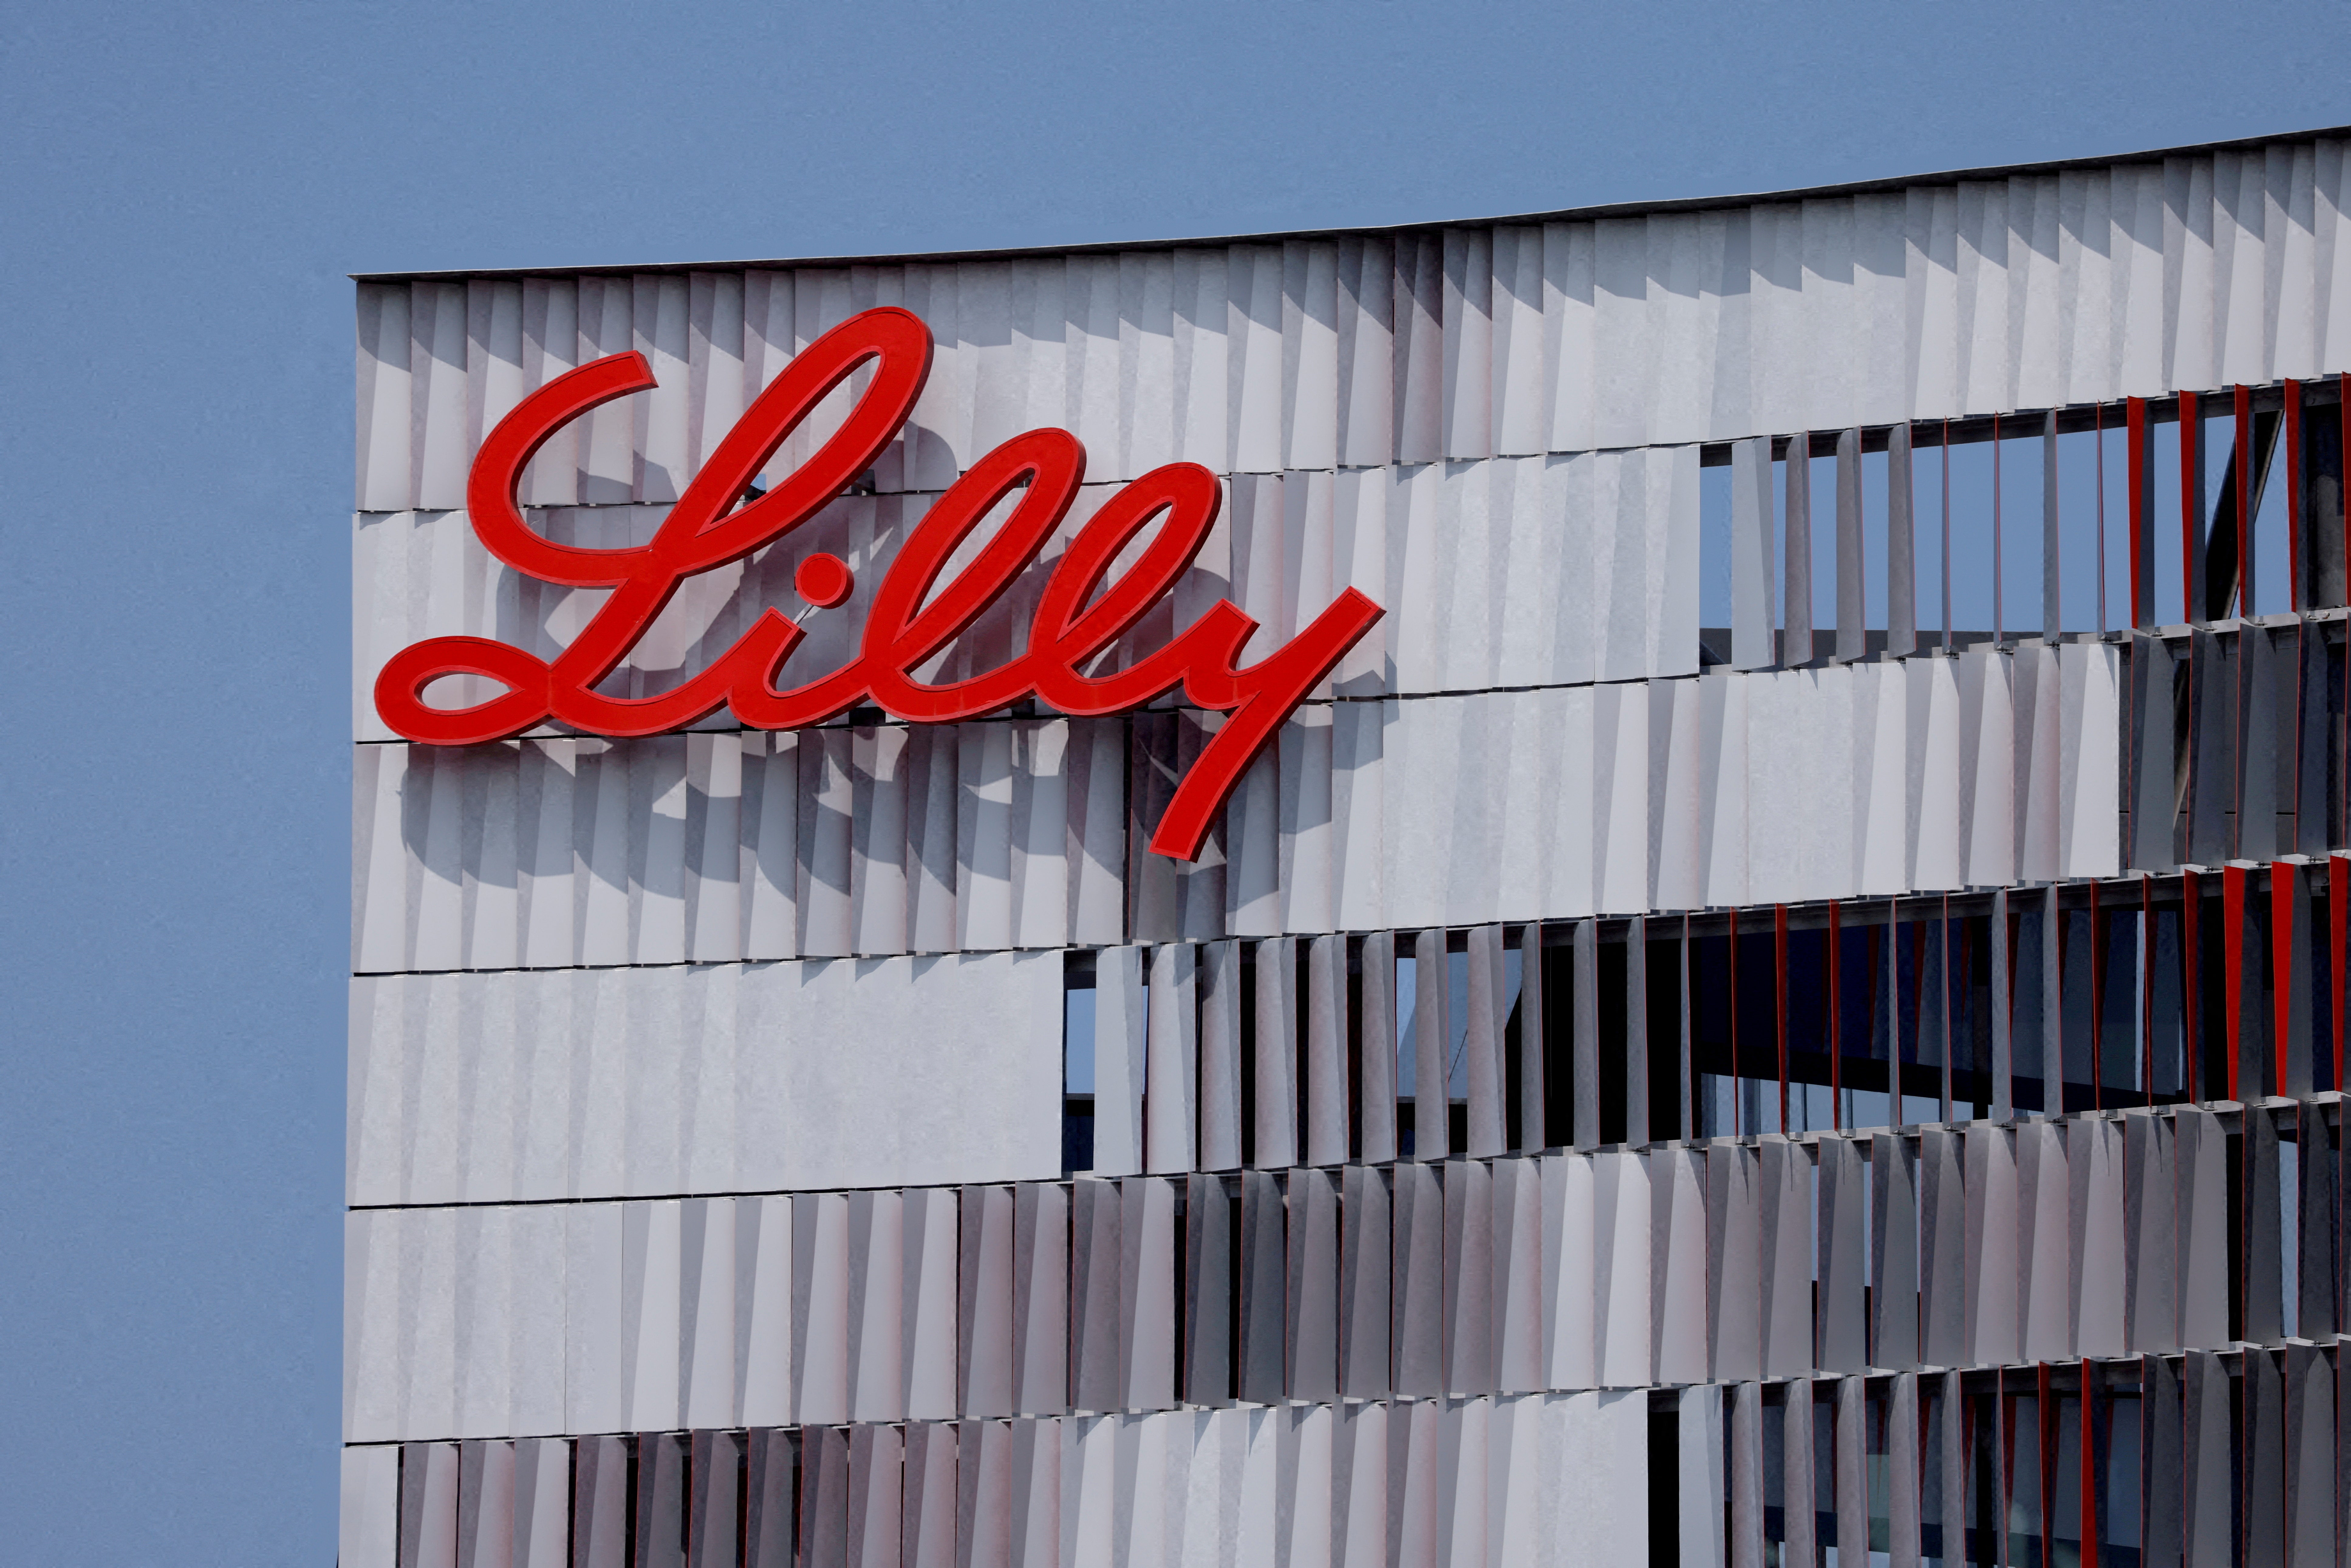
[347,130,2351,1567]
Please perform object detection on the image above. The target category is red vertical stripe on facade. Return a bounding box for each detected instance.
[2223,863,2245,1100]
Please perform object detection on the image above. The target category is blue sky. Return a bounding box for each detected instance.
[0,1,2342,1557]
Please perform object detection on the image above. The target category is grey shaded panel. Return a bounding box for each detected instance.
[1183,1173,1232,1407]
[1836,428,1865,662]
[1287,1167,1340,1402]
[1358,932,1399,1165]
[1514,924,1546,1153]
[1441,1160,1495,1396]
[1145,944,1198,1176]
[2129,635,2179,871]
[846,1425,903,1568]
[1731,1383,1764,1568]
[1760,1138,1814,1378]
[1199,942,1243,1171]
[1834,1378,1867,1568]
[1494,1155,1545,1393]
[1918,1126,1965,1369]
[687,1431,743,1568]
[1785,434,1814,664]
[1069,1179,1121,1414]
[633,1432,688,1568]
[1872,1132,1920,1372]
[1708,1143,1762,1383]
[1731,438,1776,671]
[1464,925,1508,1157]
[957,1186,1014,1419]
[454,1441,512,1568]
[2143,1355,2182,1568]
[1254,938,1299,1169]
[1118,1176,1177,1413]
[2177,1109,2232,1350]
[1010,1183,1068,1416]
[1816,1137,1866,1374]
[2125,1111,2180,1352]
[2183,1350,2233,1568]
[1091,947,1147,1178]
[574,1433,630,1568]
[2246,1104,2286,1346]
[1888,1375,1922,1568]
[2249,1349,2288,1568]
[1339,1163,1392,1400]
[1237,1170,1287,1404]
[2287,1341,2336,1568]
[1782,1381,1817,1568]
[515,1438,569,1568]
[2300,1099,2339,1341]
[1887,423,1916,658]
[902,1424,956,1568]
[399,1441,458,1568]
[1574,920,1600,1152]
[2042,410,2061,643]
[1304,934,1350,1166]
[953,1417,1013,1568]
[1990,888,2013,1120]
[1680,1385,1728,1568]
[1625,919,1649,1145]
[1411,929,1451,1160]
[799,1420,849,1568]
[1390,1161,1444,1398]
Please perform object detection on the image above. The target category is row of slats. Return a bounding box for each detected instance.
[350,641,2119,970]
[341,1388,1659,1568]
[349,448,1698,741]
[347,953,1062,1205]
[344,1102,2323,1442]
[357,138,2351,511]
[345,1344,2347,1568]
[2128,619,2345,871]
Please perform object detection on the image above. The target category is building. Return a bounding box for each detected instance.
[344,126,2351,1565]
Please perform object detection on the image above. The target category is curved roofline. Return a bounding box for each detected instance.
[351,120,2351,286]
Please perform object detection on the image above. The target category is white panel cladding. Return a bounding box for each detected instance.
[353,641,2118,966]
[348,446,1700,741]
[357,139,2351,508]
[345,951,1062,1205]
[342,1395,1649,1563]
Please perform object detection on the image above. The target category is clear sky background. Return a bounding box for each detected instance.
[0,2,2343,1557]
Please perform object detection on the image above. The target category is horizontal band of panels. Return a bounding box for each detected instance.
[343,1343,2349,1568]
[350,448,1697,742]
[347,1103,2329,1443]
[341,1390,1660,1568]
[350,643,2118,972]
[358,138,2351,513]
[349,953,1062,1205]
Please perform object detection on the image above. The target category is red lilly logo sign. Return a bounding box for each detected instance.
[375,306,1383,861]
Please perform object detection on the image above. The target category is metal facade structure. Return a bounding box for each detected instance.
[348,128,2351,1566]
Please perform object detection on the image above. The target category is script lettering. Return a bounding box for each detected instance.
[374,306,1383,861]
